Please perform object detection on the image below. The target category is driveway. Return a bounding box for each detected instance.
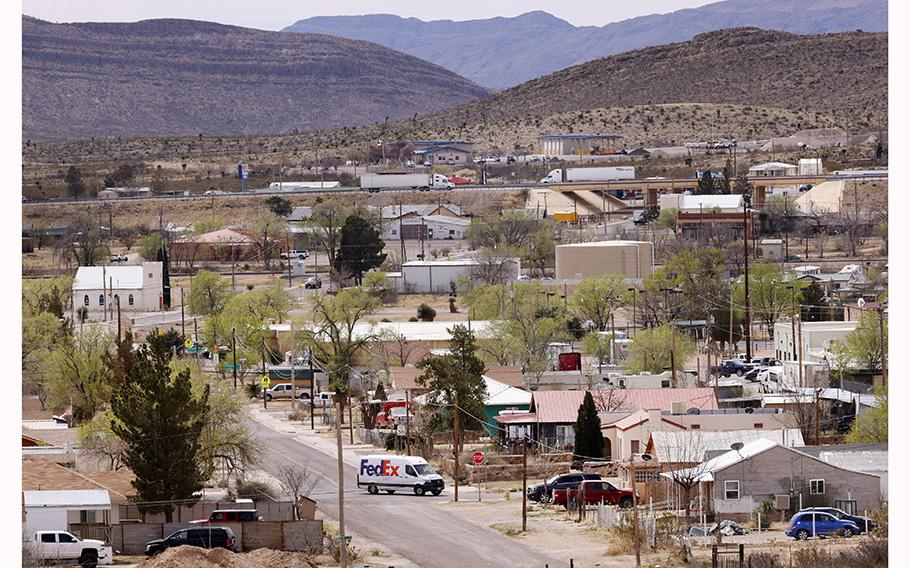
[245,410,564,568]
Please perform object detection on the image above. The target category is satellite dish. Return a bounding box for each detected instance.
[857,298,866,309]
[731,442,745,452]
[686,407,700,415]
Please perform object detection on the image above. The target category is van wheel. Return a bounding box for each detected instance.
[368,484,379,495]
[431,489,442,496]
[414,486,426,496]
[385,490,396,494]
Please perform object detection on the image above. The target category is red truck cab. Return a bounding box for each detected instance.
[375,401,406,427]
[552,479,636,509]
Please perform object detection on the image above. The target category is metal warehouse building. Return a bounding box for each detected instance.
[555,240,654,280]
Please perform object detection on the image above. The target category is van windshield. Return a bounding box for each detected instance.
[413,464,435,475]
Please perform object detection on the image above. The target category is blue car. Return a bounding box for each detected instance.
[786,511,860,540]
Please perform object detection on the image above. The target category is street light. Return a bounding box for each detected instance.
[630,452,653,567]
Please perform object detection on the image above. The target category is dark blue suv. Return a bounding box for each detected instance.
[786,511,860,540]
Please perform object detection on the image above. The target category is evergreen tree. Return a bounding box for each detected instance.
[65,166,86,199]
[695,169,716,195]
[720,160,733,194]
[573,392,603,461]
[110,333,209,522]
[335,215,387,285]
[265,196,293,218]
[156,244,171,308]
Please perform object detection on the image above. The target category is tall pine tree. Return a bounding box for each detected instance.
[334,215,386,285]
[156,244,171,308]
[110,333,209,522]
[573,392,603,461]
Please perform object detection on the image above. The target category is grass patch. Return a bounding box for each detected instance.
[489,523,532,537]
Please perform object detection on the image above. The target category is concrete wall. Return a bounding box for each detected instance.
[555,241,653,280]
[112,520,323,555]
[711,445,881,517]
[118,500,293,524]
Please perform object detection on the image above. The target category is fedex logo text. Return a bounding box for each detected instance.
[360,460,400,477]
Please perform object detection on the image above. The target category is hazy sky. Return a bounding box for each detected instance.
[22,0,718,29]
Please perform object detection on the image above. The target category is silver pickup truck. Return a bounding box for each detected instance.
[25,530,112,567]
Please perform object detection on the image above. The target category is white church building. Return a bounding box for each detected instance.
[72,262,164,315]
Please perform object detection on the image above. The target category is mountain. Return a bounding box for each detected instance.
[22,16,489,141]
[284,0,888,89]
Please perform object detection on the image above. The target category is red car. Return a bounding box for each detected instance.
[552,479,636,509]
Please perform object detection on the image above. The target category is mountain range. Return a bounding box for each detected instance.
[22,16,488,141]
[284,0,888,89]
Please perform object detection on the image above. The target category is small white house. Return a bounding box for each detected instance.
[73,262,163,314]
[399,258,520,293]
[23,490,113,538]
[748,162,798,177]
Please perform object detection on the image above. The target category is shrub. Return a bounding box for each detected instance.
[244,382,262,399]
[408,316,419,322]
[417,303,436,322]
[234,478,278,501]
[755,497,775,528]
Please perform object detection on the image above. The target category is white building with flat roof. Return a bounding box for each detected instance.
[72,262,163,315]
[659,194,743,213]
[555,240,653,280]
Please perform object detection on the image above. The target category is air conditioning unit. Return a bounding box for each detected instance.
[774,494,791,510]
[671,401,687,415]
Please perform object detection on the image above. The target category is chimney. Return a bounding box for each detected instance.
[647,408,662,426]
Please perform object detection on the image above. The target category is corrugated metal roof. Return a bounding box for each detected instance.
[73,265,147,290]
[650,429,805,463]
[815,451,887,473]
[484,376,531,407]
[23,489,111,508]
[661,438,780,482]
[531,388,718,424]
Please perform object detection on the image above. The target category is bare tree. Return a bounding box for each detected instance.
[276,464,320,520]
[659,431,712,518]
[470,249,518,287]
[590,387,630,412]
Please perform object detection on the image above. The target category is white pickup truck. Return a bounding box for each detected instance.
[26,530,112,567]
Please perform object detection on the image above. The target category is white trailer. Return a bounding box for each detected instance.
[540,166,635,183]
[359,173,454,192]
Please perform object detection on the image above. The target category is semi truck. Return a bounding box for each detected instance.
[540,166,635,184]
[359,173,455,192]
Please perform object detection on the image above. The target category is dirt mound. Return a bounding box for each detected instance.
[139,546,316,568]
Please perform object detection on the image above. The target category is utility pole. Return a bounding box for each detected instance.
[290,322,296,405]
[631,456,641,567]
[335,398,348,568]
[877,306,887,386]
[743,201,753,360]
[261,339,268,409]
[453,390,460,502]
[797,310,804,388]
[180,287,186,338]
[399,199,407,263]
[348,394,354,445]
[231,328,237,390]
[405,390,411,456]
[193,318,199,364]
[116,295,121,340]
[309,355,315,430]
[521,436,528,532]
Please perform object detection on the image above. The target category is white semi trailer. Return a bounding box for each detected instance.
[540,166,635,183]
[360,173,454,192]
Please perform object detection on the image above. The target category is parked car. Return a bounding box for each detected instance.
[280,249,309,260]
[506,155,516,164]
[28,530,111,568]
[800,507,877,533]
[712,359,750,377]
[109,253,128,262]
[190,509,260,524]
[552,479,636,509]
[145,526,236,556]
[304,277,322,289]
[265,383,311,401]
[786,511,859,540]
[526,472,601,503]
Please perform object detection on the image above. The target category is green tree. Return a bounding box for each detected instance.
[582,332,614,372]
[22,277,73,408]
[842,310,886,372]
[58,212,110,266]
[573,392,603,461]
[694,170,716,195]
[65,166,86,199]
[265,196,293,218]
[138,233,162,262]
[307,197,374,268]
[626,324,696,375]
[524,222,556,278]
[46,328,114,424]
[335,215,386,284]
[416,325,487,452]
[110,334,209,522]
[800,281,830,322]
[720,160,733,194]
[77,409,127,470]
[188,270,231,316]
[846,387,887,443]
[156,243,171,308]
[103,163,136,188]
[655,208,679,231]
[709,298,743,353]
[733,262,802,335]
[569,274,628,331]
[250,210,284,269]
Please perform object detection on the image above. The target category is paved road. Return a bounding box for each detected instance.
[246,417,564,568]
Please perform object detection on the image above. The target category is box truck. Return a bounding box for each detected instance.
[357,454,445,496]
[359,173,455,192]
[540,166,635,184]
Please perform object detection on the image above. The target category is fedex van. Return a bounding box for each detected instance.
[357,455,445,496]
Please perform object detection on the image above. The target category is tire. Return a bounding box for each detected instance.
[368,484,379,495]
[736,369,744,376]
[266,394,273,401]
[79,551,99,568]
[841,527,854,538]
[414,485,426,496]
[619,496,634,509]
[385,489,396,495]
[796,529,810,540]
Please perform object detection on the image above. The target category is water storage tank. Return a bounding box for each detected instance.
[558,352,581,371]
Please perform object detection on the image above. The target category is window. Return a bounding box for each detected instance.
[691,424,701,430]
[391,229,398,235]
[754,423,763,429]
[449,229,455,235]
[98,294,105,306]
[148,272,154,279]
[406,465,417,477]
[58,533,76,543]
[634,470,660,483]
[661,380,671,388]
[810,479,825,495]
[724,480,740,500]
[79,510,97,523]
[83,295,89,306]
[40,533,56,543]
[630,440,640,455]
[128,294,134,306]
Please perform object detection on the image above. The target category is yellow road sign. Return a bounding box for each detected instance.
[184,338,193,349]
[260,376,271,388]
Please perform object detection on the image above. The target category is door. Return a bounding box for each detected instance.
[57,531,80,559]
[37,533,57,560]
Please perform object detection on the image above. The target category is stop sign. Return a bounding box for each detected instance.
[471,451,486,465]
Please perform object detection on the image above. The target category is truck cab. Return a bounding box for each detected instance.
[430,173,455,190]
[29,530,111,567]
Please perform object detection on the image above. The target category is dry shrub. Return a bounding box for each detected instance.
[605,514,642,556]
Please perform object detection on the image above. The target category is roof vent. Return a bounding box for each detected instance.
[686,407,701,415]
